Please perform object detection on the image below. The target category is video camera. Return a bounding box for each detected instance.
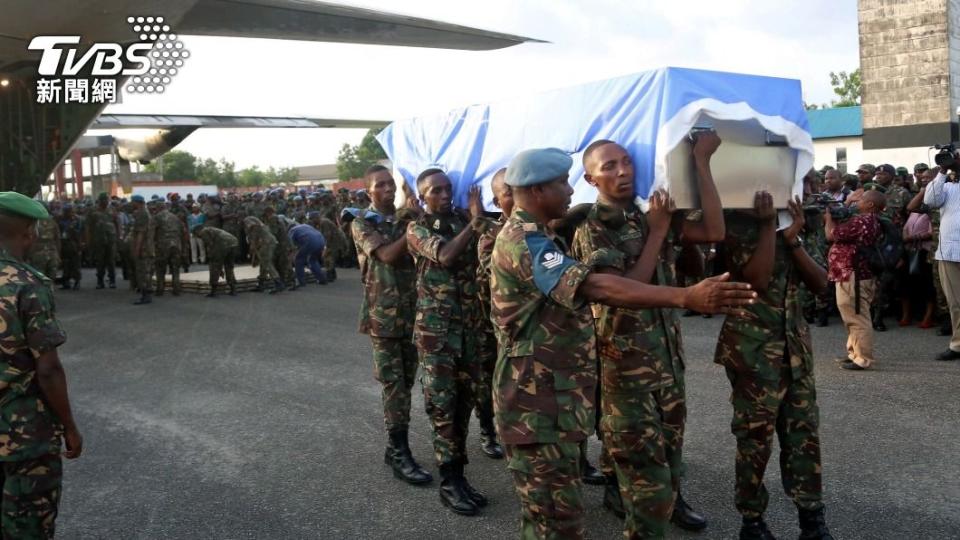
[804,193,854,221]
[933,143,958,171]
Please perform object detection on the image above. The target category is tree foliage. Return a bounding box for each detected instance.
[336,129,387,181]
[143,150,300,188]
[829,69,861,107]
[143,150,197,180]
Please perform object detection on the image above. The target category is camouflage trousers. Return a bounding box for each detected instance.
[504,441,585,540]
[28,252,59,283]
[60,246,81,284]
[208,248,238,289]
[415,318,481,466]
[256,244,280,283]
[371,336,418,431]
[0,453,62,540]
[871,269,896,314]
[134,255,154,294]
[91,240,116,283]
[473,327,497,424]
[155,246,182,294]
[598,375,687,539]
[274,244,295,286]
[800,282,833,318]
[724,366,823,518]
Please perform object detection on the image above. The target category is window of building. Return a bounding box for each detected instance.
[836,147,847,174]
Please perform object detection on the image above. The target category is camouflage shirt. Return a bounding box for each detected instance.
[0,249,66,461]
[884,184,911,227]
[490,209,596,445]
[571,202,683,394]
[153,209,186,251]
[198,227,239,262]
[352,210,417,338]
[714,211,813,381]
[85,207,117,243]
[405,210,483,335]
[476,216,505,322]
[132,206,155,257]
[58,216,83,250]
[32,217,60,257]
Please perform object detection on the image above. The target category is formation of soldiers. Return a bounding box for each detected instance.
[29,186,367,302]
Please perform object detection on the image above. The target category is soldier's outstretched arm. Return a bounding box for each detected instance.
[36,350,83,459]
[579,271,754,314]
[783,196,828,294]
[738,192,777,293]
[680,131,726,243]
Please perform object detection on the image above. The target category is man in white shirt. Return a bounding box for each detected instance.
[923,162,960,361]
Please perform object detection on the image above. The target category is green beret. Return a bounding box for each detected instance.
[896,166,908,175]
[0,192,49,220]
[506,148,572,187]
[862,182,886,194]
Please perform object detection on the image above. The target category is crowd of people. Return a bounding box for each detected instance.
[24,187,373,301]
[0,134,957,540]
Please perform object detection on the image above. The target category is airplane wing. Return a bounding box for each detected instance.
[91,114,389,130]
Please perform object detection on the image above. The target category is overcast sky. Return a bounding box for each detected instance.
[91,0,860,170]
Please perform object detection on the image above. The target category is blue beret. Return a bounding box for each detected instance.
[131,195,145,203]
[0,192,49,220]
[505,148,572,187]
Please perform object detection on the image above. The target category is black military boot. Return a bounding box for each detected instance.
[60,279,71,291]
[228,283,237,296]
[206,284,218,298]
[798,507,834,540]
[477,407,504,459]
[96,278,105,289]
[72,278,80,291]
[133,292,152,305]
[602,475,625,519]
[108,278,116,289]
[871,307,887,332]
[456,462,488,508]
[816,308,829,327]
[385,429,432,485]
[269,279,284,294]
[580,442,605,486]
[315,269,328,286]
[328,267,337,282]
[739,516,776,540]
[671,491,707,531]
[438,463,478,516]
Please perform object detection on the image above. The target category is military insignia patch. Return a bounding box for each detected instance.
[542,251,564,269]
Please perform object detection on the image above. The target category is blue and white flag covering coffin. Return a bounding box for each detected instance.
[377,67,814,213]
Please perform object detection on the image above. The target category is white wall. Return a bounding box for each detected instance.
[812,136,936,173]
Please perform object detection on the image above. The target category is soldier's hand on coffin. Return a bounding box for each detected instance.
[751,191,776,223]
[692,130,722,160]
[684,272,755,315]
[646,189,676,234]
[468,186,484,220]
[783,196,805,245]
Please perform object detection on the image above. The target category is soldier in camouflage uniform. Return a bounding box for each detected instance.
[0,192,83,539]
[27,214,60,284]
[406,169,488,516]
[196,226,239,297]
[243,216,285,294]
[85,193,119,289]
[130,195,155,305]
[153,202,189,296]
[309,211,347,281]
[263,207,296,290]
[800,170,832,327]
[58,204,83,290]
[714,192,834,540]
[351,164,432,486]
[475,169,510,461]
[490,148,755,540]
[870,164,911,331]
[570,137,722,538]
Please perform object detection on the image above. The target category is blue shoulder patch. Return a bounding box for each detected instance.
[525,232,577,296]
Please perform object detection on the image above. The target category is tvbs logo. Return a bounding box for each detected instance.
[27,16,188,104]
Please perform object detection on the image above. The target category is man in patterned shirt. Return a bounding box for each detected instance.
[0,192,83,538]
[491,148,756,539]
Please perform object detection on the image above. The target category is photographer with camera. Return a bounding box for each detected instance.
[825,191,885,371]
[923,152,960,361]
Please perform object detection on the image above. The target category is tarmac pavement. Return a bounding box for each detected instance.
[53,268,960,539]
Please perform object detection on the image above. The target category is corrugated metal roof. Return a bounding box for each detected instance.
[806,106,862,139]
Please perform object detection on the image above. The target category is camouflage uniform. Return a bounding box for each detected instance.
[266,215,295,286]
[571,202,684,538]
[0,248,68,538]
[714,212,823,520]
[313,217,347,276]
[27,217,60,282]
[799,200,830,319]
[475,217,504,439]
[245,217,281,284]
[58,215,83,287]
[132,205,155,294]
[406,210,483,468]
[491,209,596,539]
[352,209,418,431]
[198,227,239,292]
[220,199,244,243]
[153,209,186,295]
[85,206,118,285]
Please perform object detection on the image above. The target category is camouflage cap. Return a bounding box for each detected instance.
[895,166,909,176]
[0,192,49,220]
[856,164,876,174]
[862,182,887,193]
